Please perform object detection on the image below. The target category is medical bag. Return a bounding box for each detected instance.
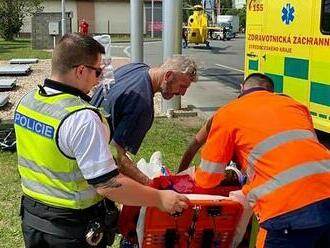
[119,174,242,247]
[142,199,243,248]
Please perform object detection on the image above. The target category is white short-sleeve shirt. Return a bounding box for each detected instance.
[46,87,117,181]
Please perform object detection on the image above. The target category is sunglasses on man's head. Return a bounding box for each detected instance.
[72,64,103,77]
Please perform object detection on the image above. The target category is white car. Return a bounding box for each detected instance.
[213,27,233,41]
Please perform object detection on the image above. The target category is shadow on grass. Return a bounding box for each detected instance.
[0,39,51,60]
[0,39,31,53]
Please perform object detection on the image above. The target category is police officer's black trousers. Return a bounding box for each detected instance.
[22,223,108,248]
[21,196,108,248]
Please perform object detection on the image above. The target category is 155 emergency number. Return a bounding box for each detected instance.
[249,0,264,12]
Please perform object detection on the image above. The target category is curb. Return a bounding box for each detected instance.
[155,109,198,119]
[111,39,162,44]
[183,105,211,121]
[192,108,212,121]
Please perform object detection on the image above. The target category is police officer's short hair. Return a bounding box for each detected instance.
[51,33,105,75]
[161,55,198,82]
[243,73,274,91]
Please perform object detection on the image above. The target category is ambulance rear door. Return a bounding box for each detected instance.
[261,1,313,102]
[309,0,330,133]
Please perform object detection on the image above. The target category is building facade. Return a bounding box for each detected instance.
[21,0,163,36]
[232,0,246,9]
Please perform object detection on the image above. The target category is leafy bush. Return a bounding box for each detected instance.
[0,0,43,41]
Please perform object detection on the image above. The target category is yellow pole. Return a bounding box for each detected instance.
[249,215,259,248]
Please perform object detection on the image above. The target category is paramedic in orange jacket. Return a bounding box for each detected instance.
[195,73,330,247]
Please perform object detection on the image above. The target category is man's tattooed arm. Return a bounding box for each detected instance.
[113,142,151,185]
[93,175,123,189]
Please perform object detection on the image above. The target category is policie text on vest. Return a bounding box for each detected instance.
[14,112,54,139]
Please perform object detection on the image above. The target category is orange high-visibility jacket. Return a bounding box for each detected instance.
[195,90,330,223]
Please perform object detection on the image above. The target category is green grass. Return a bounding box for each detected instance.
[111,34,161,43]
[132,118,202,170]
[0,39,52,61]
[0,152,23,247]
[0,117,202,248]
[0,36,161,61]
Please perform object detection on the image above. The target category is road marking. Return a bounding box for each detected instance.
[144,41,161,44]
[114,41,160,58]
[111,45,125,48]
[123,46,131,57]
[112,56,130,59]
[215,64,244,73]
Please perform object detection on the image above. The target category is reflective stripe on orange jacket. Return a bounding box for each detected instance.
[195,90,330,223]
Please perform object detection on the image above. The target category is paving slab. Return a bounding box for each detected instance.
[9,58,39,64]
[0,65,31,76]
[0,94,9,107]
[0,78,17,89]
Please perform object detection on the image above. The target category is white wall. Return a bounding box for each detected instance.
[21,1,78,33]
[94,2,130,34]
[233,0,246,9]
[21,1,140,35]
[42,1,78,32]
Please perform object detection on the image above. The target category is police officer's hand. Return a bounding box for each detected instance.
[158,190,189,214]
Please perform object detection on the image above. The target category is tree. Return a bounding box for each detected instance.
[223,5,246,30]
[0,0,43,41]
[220,0,232,14]
[237,5,246,30]
[183,0,201,23]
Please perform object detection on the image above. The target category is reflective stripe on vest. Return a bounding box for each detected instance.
[15,90,103,209]
[194,159,226,188]
[19,91,86,119]
[199,159,227,174]
[22,177,97,202]
[246,129,317,180]
[247,159,330,206]
[18,156,84,182]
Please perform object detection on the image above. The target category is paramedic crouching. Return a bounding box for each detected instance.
[193,73,330,248]
[14,33,188,248]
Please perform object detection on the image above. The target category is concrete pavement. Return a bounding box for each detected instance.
[111,57,130,70]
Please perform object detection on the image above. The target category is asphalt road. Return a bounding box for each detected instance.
[111,35,245,89]
[182,35,245,89]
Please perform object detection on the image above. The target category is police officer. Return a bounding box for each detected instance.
[14,33,188,248]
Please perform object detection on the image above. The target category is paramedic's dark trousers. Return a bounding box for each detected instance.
[21,196,107,248]
[264,223,330,248]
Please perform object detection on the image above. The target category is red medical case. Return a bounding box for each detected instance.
[119,175,242,247]
[142,199,243,248]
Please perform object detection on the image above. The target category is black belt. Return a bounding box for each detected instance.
[21,195,106,238]
[22,195,104,217]
[22,209,84,238]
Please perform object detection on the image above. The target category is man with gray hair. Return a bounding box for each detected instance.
[91,55,197,185]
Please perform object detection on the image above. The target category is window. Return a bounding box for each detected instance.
[321,0,330,34]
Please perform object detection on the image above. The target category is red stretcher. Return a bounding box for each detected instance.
[119,175,243,248]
